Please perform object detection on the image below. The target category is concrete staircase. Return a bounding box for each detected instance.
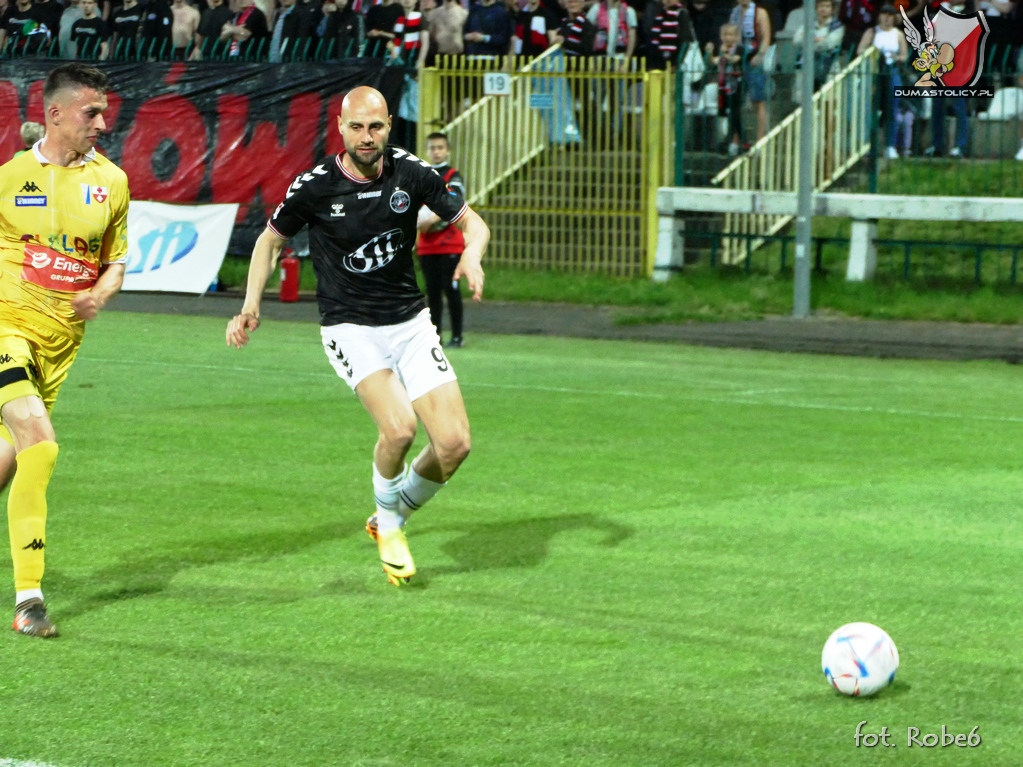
[478,148,647,275]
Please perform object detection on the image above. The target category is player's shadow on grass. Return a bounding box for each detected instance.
[52,523,347,621]
[427,513,633,576]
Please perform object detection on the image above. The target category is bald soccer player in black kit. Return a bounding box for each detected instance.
[227,87,489,586]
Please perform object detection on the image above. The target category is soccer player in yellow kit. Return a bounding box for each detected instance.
[0,63,128,638]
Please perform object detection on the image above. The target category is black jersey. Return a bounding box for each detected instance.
[71,16,109,51]
[110,5,143,47]
[269,147,469,327]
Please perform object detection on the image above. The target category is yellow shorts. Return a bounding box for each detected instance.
[0,324,79,415]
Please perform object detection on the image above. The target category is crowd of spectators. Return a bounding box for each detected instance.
[5,0,1023,155]
[6,0,1023,70]
[0,0,876,64]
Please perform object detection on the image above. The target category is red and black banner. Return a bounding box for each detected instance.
[0,61,408,253]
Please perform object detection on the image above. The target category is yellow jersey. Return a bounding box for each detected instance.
[0,141,129,343]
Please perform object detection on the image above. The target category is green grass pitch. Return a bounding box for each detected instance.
[1,311,1021,766]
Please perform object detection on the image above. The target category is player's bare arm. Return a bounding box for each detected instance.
[452,207,489,301]
[226,226,287,348]
[72,262,125,320]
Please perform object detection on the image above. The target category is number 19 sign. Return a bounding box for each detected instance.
[483,72,512,96]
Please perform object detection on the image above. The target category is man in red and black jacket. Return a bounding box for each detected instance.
[515,0,559,57]
[553,0,596,55]
[416,132,468,348]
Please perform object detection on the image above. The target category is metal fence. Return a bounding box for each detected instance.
[675,41,1023,172]
[671,39,1023,276]
[685,230,1023,287]
[710,48,876,265]
[419,51,672,277]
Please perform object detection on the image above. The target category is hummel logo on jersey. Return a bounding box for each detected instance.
[22,539,45,551]
[20,181,41,193]
[331,203,345,217]
[327,340,354,377]
[0,354,13,364]
[285,164,328,198]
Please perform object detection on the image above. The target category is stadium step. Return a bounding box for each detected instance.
[486,179,642,210]
[481,211,642,236]
[476,148,647,271]
[539,149,643,166]
[476,242,644,271]
[523,167,642,183]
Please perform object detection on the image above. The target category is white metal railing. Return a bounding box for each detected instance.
[710,48,878,263]
[424,48,567,207]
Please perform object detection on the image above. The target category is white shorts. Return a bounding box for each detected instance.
[320,308,457,401]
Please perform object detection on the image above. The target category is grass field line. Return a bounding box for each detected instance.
[82,354,904,396]
[85,350,921,389]
[470,381,1023,424]
[717,395,1023,424]
[82,356,1023,424]
[86,356,323,377]
[0,759,64,767]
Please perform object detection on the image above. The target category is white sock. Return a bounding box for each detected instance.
[373,463,406,534]
[398,465,446,521]
[16,588,43,607]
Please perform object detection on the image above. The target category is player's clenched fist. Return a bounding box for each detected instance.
[226,313,260,348]
[71,292,101,321]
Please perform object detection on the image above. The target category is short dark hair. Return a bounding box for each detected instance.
[44,63,108,107]
[426,132,449,144]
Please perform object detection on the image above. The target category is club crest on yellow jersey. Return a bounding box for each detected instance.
[81,184,108,204]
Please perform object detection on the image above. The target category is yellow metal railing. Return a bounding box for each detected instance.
[419,53,671,276]
[419,50,564,207]
[711,48,878,264]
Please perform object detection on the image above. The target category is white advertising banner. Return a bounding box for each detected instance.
[122,201,239,293]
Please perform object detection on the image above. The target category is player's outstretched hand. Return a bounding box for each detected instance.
[454,258,485,302]
[226,312,260,348]
[71,292,100,321]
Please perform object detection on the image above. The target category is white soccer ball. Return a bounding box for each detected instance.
[821,622,899,697]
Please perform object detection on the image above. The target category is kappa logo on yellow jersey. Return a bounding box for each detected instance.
[81,184,109,204]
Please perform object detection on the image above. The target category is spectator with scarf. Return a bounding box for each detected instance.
[391,0,428,63]
[648,0,695,68]
[586,0,636,66]
[552,0,595,54]
[220,0,269,58]
[705,21,744,154]
[515,0,558,57]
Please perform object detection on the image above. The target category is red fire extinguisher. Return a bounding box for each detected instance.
[279,248,300,303]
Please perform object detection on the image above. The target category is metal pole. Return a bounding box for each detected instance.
[793,0,815,318]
